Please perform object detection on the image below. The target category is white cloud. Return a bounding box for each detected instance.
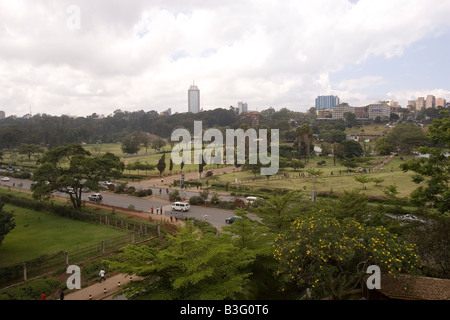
[0,0,449,117]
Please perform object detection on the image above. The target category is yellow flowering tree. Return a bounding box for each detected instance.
[274,209,420,299]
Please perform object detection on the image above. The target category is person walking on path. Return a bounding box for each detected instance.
[41,292,46,300]
[151,206,154,214]
[99,269,106,282]
[60,289,65,300]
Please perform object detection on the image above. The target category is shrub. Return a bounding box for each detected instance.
[169,190,181,202]
[134,189,153,197]
[189,196,205,205]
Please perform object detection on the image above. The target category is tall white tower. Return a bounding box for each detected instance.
[188,83,200,114]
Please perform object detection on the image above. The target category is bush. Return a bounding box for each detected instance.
[134,189,153,197]
[189,196,205,205]
[169,190,181,202]
[0,277,62,300]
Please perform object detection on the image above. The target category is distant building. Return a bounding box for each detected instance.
[317,109,332,118]
[368,102,391,120]
[188,84,200,114]
[160,108,171,116]
[315,95,340,111]
[436,97,446,108]
[242,111,260,126]
[332,103,353,119]
[407,100,416,109]
[0,111,5,119]
[354,106,369,119]
[416,97,425,110]
[237,101,248,114]
[426,95,436,109]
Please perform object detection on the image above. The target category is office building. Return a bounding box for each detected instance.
[315,95,340,111]
[416,97,425,110]
[238,101,248,114]
[426,95,436,109]
[368,102,391,120]
[0,111,5,119]
[188,84,200,114]
[332,103,354,119]
[436,97,446,108]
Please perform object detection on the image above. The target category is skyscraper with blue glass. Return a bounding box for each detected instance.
[315,95,340,111]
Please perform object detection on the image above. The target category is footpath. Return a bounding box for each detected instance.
[64,273,141,300]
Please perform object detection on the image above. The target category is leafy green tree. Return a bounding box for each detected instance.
[386,123,429,155]
[0,203,16,246]
[106,226,255,300]
[32,144,124,210]
[375,136,396,156]
[400,112,449,214]
[17,143,45,160]
[255,190,308,233]
[354,175,372,190]
[150,137,166,152]
[156,153,166,177]
[274,209,420,300]
[121,133,142,155]
[296,124,313,163]
[341,140,364,158]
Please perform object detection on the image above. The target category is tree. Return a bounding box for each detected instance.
[344,112,358,128]
[156,153,166,177]
[274,209,420,300]
[17,143,45,160]
[400,112,449,214]
[340,140,364,158]
[106,226,255,300]
[354,175,372,190]
[121,133,141,155]
[385,123,429,155]
[150,137,166,152]
[296,124,313,163]
[375,136,396,156]
[0,203,16,246]
[32,144,124,210]
[255,190,308,233]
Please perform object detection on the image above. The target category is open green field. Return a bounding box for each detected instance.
[0,204,129,267]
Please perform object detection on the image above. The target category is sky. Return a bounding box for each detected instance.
[0,0,449,117]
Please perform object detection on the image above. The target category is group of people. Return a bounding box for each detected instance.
[150,206,164,214]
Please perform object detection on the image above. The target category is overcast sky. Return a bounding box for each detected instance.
[1,0,449,117]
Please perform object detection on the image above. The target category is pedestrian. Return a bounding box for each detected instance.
[175,213,178,222]
[41,292,46,300]
[99,269,106,282]
[60,289,65,300]
[160,207,163,215]
[166,188,169,195]
[159,188,162,195]
[151,206,154,214]
[156,207,159,214]
[170,213,173,222]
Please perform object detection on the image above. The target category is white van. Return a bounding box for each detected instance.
[171,202,190,212]
[245,196,258,205]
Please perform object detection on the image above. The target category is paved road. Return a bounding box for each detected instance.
[0,175,258,228]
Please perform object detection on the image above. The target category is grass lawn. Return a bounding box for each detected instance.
[0,204,129,267]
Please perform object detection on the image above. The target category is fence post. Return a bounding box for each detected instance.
[65,251,69,266]
[157,224,161,237]
[131,232,135,245]
[23,262,27,282]
[101,240,105,254]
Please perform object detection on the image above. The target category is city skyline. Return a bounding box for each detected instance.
[0,0,450,117]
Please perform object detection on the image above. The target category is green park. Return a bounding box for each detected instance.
[0,107,448,300]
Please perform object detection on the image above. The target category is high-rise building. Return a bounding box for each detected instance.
[436,97,446,108]
[416,97,425,110]
[188,84,200,114]
[0,111,5,119]
[426,95,436,109]
[315,95,340,111]
[237,102,248,114]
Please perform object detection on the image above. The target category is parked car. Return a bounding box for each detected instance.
[88,193,103,201]
[245,196,258,205]
[225,216,242,224]
[400,214,425,223]
[171,202,190,212]
[1,177,10,182]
